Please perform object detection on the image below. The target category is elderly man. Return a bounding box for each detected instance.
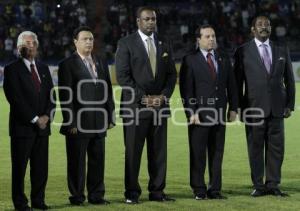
[3,31,56,211]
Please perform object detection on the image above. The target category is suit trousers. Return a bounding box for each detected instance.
[66,136,105,203]
[245,116,284,189]
[11,136,49,210]
[123,117,167,199]
[188,124,226,195]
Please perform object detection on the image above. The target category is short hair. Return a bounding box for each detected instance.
[73,26,92,40]
[136,6,156,18]
[17,31,39,48]
[251,15,270,27]
[195,24,214,38]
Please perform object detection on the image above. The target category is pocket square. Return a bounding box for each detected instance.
[278,57,285,60]
[162,52,168,57]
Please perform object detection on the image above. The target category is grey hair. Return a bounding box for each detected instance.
[17,31,39,48]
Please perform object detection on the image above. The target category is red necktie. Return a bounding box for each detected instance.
[207,52,216,80]
[30,63,41,92]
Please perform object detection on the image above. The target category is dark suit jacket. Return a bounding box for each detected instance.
[179,50,238,123]
[115,32,177,119]
[3,58,56,137]
[234,40,295,118]
[58,52,115,138]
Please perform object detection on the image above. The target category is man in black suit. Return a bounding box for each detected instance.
[115,6,177,204]
[234,16,295,197]
[180,25,238,200]
[58,26,115,205]
[3,31,56,211]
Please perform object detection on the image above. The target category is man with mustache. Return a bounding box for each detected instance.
[58,26,115,205]
[115,6,177,204]
[234,16,295,197]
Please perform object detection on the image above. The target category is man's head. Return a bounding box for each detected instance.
[136,6,157,36]
[73,26,94,56]
[251,16,271,42]
[17,31,39,61]
[196,25,217,51]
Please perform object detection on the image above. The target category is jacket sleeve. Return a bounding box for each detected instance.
[233,47,245,111]
[283,46,295,111]
[226,55,238,112]
[44,65,56,120]
[161,39,177,99]
[3,65,37,123]
[179,56,196,119]
[102,59,115,125]
[58,61,76,129]
[115,39,146,103]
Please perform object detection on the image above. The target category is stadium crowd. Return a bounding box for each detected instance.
[0,0,299,62]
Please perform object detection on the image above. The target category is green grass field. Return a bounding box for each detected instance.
[0,85,299,211]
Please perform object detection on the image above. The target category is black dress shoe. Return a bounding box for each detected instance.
[149,194,175,202]
[88,198,110,205]
[69,199,84,206]
[194,193,206,200]
[16,205,32,211]
[125,198,139,204]
[207,192,227,199]
[267,188,289,197]
[251,189,266,197]
[32,203,49,210]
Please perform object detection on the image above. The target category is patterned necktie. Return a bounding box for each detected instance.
[146,37,156,77]
[260,43,271,73]
[206,52,216,80]
[30,63,40,92]
[84,58,97,80]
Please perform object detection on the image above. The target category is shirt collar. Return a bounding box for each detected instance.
[138,29,154,42]
[77,51,92,61]
[200,48,215,59]
[254,38,270,48]
[22,58,35,67]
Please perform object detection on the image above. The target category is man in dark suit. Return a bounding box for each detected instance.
[58,26,115,205]
[3,31,56,211]
[234,16,295,197]
[115,6,177,204]
[180,25,238,200]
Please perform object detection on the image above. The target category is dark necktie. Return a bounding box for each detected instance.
[206,52,216,80]
[30,63,40,92]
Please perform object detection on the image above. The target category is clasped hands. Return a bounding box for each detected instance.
[141,95,165,108]
[189,111,237,125]
[36,115,49,130]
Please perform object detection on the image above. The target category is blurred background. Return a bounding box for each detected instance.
[0,0,300,83]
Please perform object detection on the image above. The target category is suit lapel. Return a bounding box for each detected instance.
[269,41,277,75]
[135,32,156,79]
[249,40,269,76]
[35,62,46,92]
[195,51,214,83]
[154,34,162,79]
[73,52,94,80]
[18,59,38,93]
[214,51,222,81]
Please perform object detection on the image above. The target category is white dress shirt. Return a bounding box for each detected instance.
[138,29,157,56]
[200,49,218,73]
